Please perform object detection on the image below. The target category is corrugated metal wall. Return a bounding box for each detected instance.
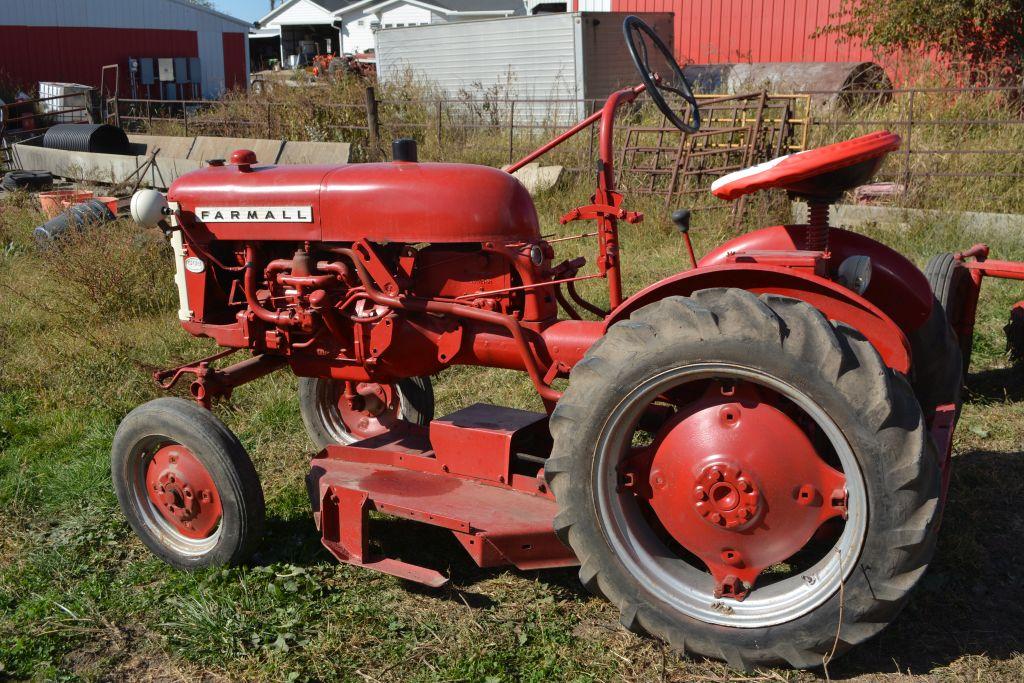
[0,0,250,98]
[607,0,875,63]
[376,14,582,122]
[0,27,199,93]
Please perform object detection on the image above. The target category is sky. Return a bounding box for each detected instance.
[210,0,267,23]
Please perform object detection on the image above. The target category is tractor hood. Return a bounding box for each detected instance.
[168,159,541,243]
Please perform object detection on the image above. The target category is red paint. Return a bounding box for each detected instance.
[337,382,403,439]
[145,444,222,539]
[711,131,902,200]
[622,382,847,599]
[170,160,540,245]
[308,406,576,586]
[700,224,934,334]
[611,0,876,64]
[0,25,197,94]
[222,32,247,91]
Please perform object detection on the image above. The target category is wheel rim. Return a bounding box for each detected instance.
[127,437,223,555]
[317,380,404,444]
[593,363,867,628]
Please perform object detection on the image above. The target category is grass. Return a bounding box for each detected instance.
[3,143,1024,680]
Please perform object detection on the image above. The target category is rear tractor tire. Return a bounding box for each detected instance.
[546,288,941,670]
[298,376,434,449]
[111,398,265,570]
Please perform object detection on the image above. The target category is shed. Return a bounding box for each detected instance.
[375,12,674,121]
[0,0,251,99]
[253,0,526,67]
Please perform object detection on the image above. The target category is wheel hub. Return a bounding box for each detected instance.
[693,462,762,529]
[337,382,401,439]
[623,382,848,600]
[145,445,221,539]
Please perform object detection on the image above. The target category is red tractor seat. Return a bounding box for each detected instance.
[711,130,902,201]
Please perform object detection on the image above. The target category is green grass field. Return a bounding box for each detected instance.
[2,172,1024,682]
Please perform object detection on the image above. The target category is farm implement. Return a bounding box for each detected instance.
[926,245,1024,375]
[115,17,962,669]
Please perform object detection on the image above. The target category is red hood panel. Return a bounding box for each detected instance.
[319,162,538,243]
[168,161,539,244]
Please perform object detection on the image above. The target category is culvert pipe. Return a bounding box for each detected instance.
[42,123,131,155]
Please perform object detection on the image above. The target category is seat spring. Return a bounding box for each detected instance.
[806,201,831,252]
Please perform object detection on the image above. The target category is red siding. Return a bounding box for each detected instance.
[222,32,247,92]
[611,0,876,63]
[0,26,198,94]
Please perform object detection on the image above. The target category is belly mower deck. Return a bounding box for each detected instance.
[306,403,578,586]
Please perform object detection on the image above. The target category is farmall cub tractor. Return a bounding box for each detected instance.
[117,18,962,669]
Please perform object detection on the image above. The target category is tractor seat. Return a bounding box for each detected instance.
[711,130,901,201]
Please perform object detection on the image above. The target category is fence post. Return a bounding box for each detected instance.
[903,90,914,187]
[436,99,443,149]
[364,86,380,159]
[183,102,189,137]
[507,100,515,165]
[266,102,273,138]
[147,99,153,130]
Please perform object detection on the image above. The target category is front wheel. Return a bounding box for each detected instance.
[298,376,434,448]
[546,289,940,669]
[111,398,265,569]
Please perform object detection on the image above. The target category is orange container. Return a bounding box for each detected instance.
[37,190,90,218]
[59,191,96,211]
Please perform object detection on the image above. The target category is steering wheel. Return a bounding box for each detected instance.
[623,16,700,134]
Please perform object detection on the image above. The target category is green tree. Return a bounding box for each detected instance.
[819,0,1024,70]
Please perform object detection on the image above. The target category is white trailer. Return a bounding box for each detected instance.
[375,12,673,122]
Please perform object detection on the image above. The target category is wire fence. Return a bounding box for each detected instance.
[103,84,1024,215]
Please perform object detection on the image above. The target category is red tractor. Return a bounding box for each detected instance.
[117,18,961,669]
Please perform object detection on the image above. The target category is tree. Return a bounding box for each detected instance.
[189,0,216,8]
[819,0,1024,71]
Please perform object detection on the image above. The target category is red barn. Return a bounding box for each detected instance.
[0,0,251,99]
[571,0,874,63]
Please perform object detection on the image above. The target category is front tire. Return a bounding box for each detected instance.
[546,289,940,669]
[298,376,434,449]
[111,398,265,570]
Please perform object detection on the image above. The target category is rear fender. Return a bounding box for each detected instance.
[605,263,911,374]
[699,224,933,333]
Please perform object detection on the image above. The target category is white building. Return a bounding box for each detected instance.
[251,0,527,67]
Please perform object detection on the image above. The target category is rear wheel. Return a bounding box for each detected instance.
[111,398,265,569]
[546,289,940,669]
[298,376,434,448]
